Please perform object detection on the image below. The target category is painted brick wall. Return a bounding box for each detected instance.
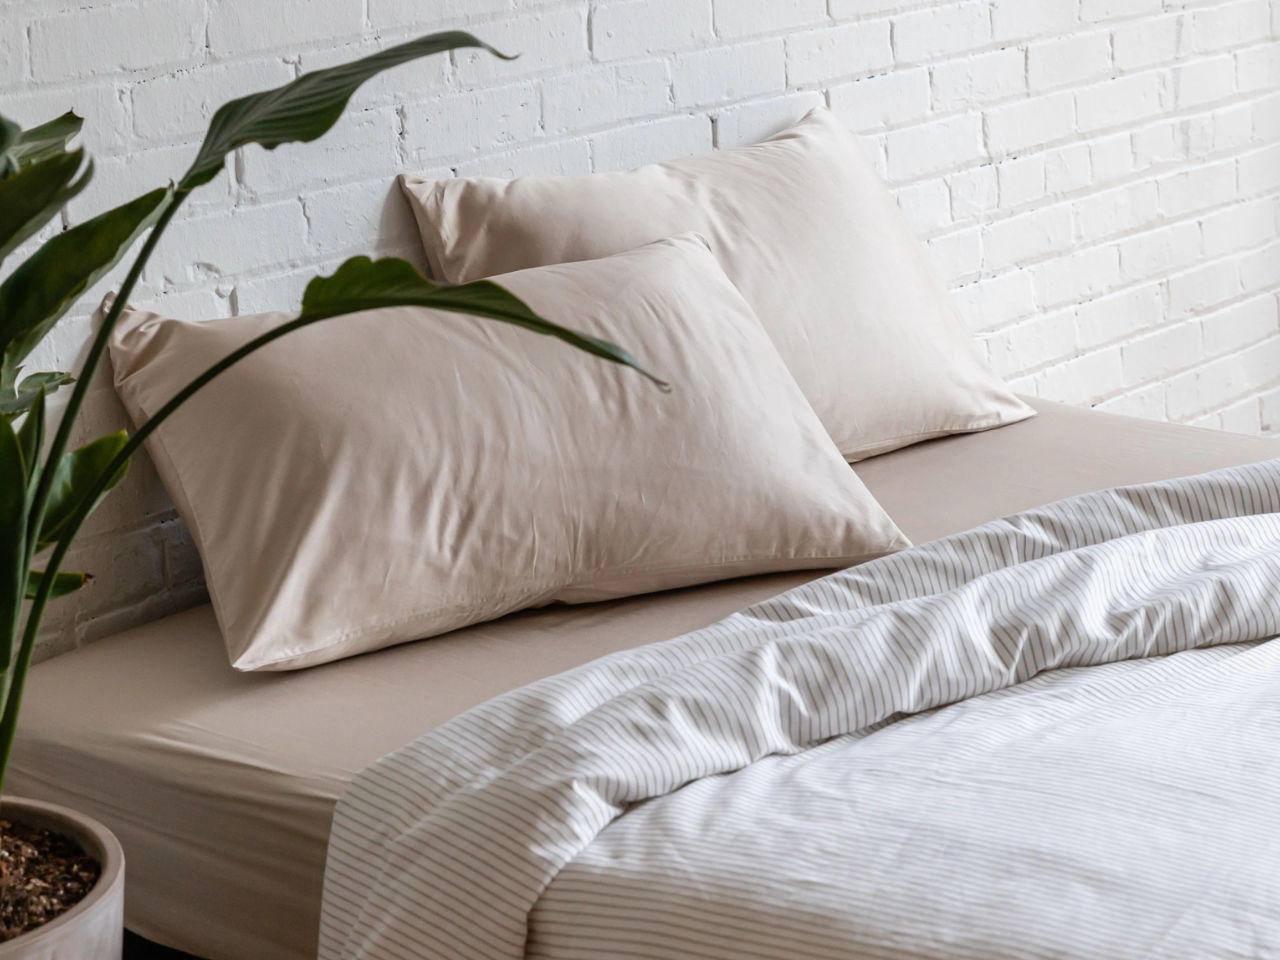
[6,0,1279,658]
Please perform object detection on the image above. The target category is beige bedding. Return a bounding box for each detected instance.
[10,400,1277,960]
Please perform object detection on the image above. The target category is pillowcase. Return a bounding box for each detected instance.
[399,107,1034,461]
[109,234,908,672]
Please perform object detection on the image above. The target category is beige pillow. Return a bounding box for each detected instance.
[109,235,908,672]
[400,107,1033,461]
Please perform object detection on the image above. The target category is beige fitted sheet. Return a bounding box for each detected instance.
[10,400,1278,960]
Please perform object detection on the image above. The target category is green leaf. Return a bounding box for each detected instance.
[15,388,44,484]
[0,422,26,673]
[0,371,74,420]
[300,256,669,388]
[38,430,129,549]
[181,31,507,190]
[24,570,87,601]
[0,116,18,171]
[3,112,83,171]
[0,149,92,265]
[0,187,172,381]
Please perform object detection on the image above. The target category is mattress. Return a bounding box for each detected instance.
[10,399,1277,960]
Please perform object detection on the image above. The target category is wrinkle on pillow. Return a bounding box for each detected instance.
[400,107,1034,461]
[108,234,908,672]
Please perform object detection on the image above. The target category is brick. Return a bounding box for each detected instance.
[1201,196,1279,257]
[1034,347,1124,405]
[208,0,362,57]
[713,0,827,38]
[1074,180,1159,241]
[1201,294,1279,355]
[1095,381,1168,419]
[1082,0,1162,22]
[1033,244,1121,307]
[950,270,1038,332]
[455,139,592,178]
[1174,55,1238,109]
[947,164,999,220]
[1112,15,1185,71]
[997,155,1047,208]
[1074,283,1164,349]
[1236,41,1280,92]
[992,0,1080,42]
[986,91,1076,155]
[1239,143,1280,194]
[1118,221,1203,282]
[1213,395,1263,433]
[1044,142,1094,193]
[1168,258,1242,317]
[1188,0,1271,53]
[1239,242,1280,293]
[829,68,930,132]
[892,2,991,64]
[405,82,542,157]
[239,108,401,197]
[988,309,1077,375]
[1260,382,1280,432]
[982,204,1075,270]
[1253,93,1280,142]
[132,60,296,145]
[456,7,589,84]
[1122,321,1201,383]
[1089,132,1136,182]
[785,21,892,87]
[303,179,422,259]
[927,226,983,282]
[232,262,334,316]
[1076,72,1166,132]
[368,0,506,30]
[830,0,934,15]
[62,527,166,615]
[931,48,1026,111]
[68,144,233,224]
[147,201,310,288]
[673,40,784,106]
[31,0,203,82]
[1167,338,1280,420]
[1211,102,1256,152]
[1028,32,1113,91]
[1185,113,1217,159]
[712,92,825,148]
[0,9,25,86]
[1157,160,1237,217]
[7,85,128,157]
[1130,120,1183,167]
[894,178,952,234]
[591,0,713,60]
[591,114,712,170]
[884,113,985,181]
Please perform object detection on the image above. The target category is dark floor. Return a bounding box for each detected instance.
[124,929,205,959]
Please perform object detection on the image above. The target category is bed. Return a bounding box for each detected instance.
[10,399,1278,960]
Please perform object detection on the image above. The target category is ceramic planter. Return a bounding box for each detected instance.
[0,797,124,960]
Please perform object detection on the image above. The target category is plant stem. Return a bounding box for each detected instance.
[24,193,183,551]
[0,191,185,796]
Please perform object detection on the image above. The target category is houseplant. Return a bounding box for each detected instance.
[0,30,659,956]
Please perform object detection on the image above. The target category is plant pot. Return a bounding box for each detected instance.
[0,797,124,960]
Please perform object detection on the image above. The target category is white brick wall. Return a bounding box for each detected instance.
[6,0,1279,658]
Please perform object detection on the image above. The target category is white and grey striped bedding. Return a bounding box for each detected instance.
[319,461,1280,960]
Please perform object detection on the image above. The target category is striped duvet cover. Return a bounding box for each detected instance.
[320,461,1280,960]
